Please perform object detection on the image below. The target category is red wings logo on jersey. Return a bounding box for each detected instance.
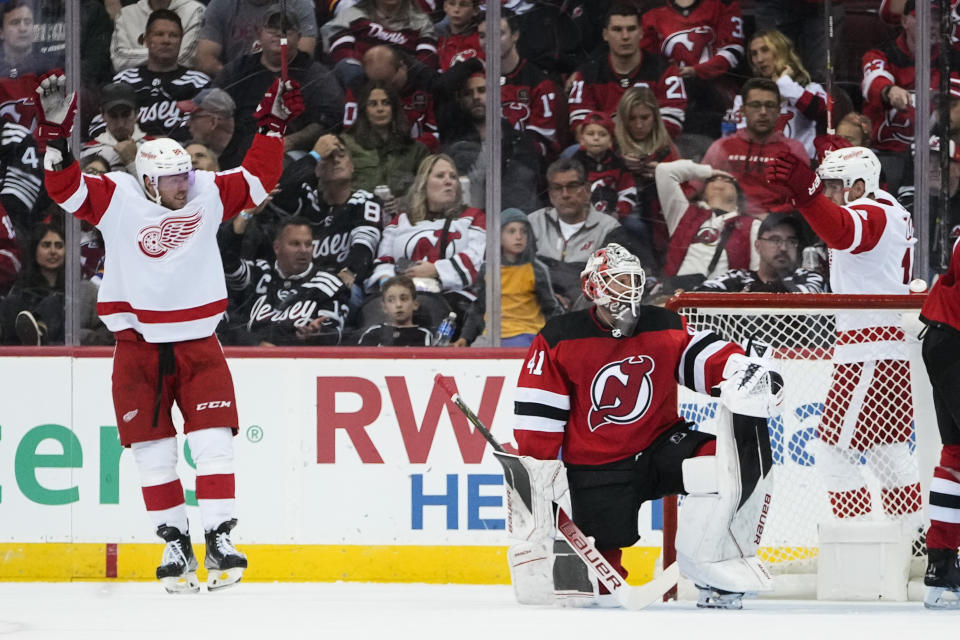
[588,355,655,431]
[137,211,203,258]
[662,26,715,65]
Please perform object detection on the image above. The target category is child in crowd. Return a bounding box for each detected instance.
[458,209,560,347]
[436,0,483,71]
[358,275,433,346]
[572,111,638,222]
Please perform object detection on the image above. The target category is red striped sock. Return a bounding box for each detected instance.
[828,486,872,518]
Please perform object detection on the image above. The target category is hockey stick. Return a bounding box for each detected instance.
[824,0,835,133]
[279,0,289,82]
[434,374,679,610]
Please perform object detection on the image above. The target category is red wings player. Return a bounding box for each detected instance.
[512,242,783,609]
[767,148,923,532]
[37,70,303,593]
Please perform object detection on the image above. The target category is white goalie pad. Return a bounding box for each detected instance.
[497,453,571,542]
[508,541,555,605]
[676,404,775,593]
[717,353,785,418]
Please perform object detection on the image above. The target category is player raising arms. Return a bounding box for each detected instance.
[36,70,303,593]
[512,243,784,609]
[766,149,923,532]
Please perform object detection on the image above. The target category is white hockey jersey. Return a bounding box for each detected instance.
[804,189,915,362]
[45,135,283,342]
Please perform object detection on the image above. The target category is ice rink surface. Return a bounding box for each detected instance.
[0,582,957,640]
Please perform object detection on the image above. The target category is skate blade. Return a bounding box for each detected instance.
[160,572,200,594]
[696,594,744,610]
[924,587,960,609]
[207,567,244,591]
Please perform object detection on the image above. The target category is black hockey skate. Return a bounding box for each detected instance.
[696,584,744,610]
[156,525,199,594]
[924,548,960,609]
[204,518,247,591]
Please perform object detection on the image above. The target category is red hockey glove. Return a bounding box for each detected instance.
[813,133,852,163]
[254,78,305,135]
[764,154,822,208]
[34,69,77,152]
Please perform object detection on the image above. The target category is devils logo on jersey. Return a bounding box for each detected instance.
[403,226,462,262]
[137,210,203,258]
[588,355,655,431]
[662,26,716,64]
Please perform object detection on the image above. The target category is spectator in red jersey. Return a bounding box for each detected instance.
[436,0,483,71]
[731,30,827,160]
[615,86,681,265]
[477,9,561,158]
[567,2,687,139]
[754,0,845,86]
[641,0,744,138]
[572,111,638,223]
[701,78,809,217]
[322,0,438,86]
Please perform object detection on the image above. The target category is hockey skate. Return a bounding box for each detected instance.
[204,518,247,591]
[696,585,744,610]
[156,525,199,594]
[923,549,960,609]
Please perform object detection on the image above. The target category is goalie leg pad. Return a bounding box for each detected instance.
[508,541,555,605]
[676,407,774,593]
[551,539,598,606]
[495,452,571,542]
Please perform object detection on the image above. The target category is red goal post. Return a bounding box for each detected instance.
[660,292,939,599]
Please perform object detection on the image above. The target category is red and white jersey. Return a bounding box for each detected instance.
[922,238,960,331]
[437,31,483,71]
[45,134,283,343]
[641,0,744,80]
[514,306,742,465]
[502,59,560,156]
[730,76,825,159]
[799,189,915,362]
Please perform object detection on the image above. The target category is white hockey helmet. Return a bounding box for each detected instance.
[581,243,646,337]
[135,138,193,204]
[816,146,881,203]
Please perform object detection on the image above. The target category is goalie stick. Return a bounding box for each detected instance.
[434,373,680,610]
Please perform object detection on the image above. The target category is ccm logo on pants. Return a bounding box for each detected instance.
[196,401,233,410]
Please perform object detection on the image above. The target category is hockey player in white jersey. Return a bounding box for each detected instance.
[36,69,304,593]
[767,147,923,530]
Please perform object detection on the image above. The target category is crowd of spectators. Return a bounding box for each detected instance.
[0,0,955,346]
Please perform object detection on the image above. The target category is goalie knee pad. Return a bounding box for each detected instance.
[675,407,774,593]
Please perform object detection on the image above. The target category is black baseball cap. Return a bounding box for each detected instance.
[100,82,136,111]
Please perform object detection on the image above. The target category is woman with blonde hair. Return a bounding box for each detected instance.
[615,86,680,264]
[732,29,827,159]
[366,154,486,341]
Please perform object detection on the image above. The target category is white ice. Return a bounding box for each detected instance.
[0,583,958,639]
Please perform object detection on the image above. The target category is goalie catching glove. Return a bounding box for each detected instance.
[254,78,305,135]
[715,353,784,418]
[34,69,77,153]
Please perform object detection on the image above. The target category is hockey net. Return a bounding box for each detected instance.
[660,293,937,597]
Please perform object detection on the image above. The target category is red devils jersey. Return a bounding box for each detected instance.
[438,31,483,71]
[342,86,439,152]
[568,53,687,137]
[641,0,745,80]
[323,6,439,68]
[0,75,39,130]
[861,34,950,152]
[572,148,637,218]
[514,306,742,465]
[502,59,560,156]
[922,238,960,332]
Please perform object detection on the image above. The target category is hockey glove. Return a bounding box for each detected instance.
[764,154,822,208]
[254,78,305,135]
[715,353,785,418]
[34,69,77,152]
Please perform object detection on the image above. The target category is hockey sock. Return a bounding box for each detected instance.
[927,452,960,550]
[186,428,236,532]
[131,437,188,533]
[596,549,627,595]
[828,487,872,518]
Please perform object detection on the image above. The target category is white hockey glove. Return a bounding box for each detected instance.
[34,69,77,152]
[715,353,785,418]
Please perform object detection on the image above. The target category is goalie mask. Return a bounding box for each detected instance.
[817,146,881,203]
[135,138,194,205]
[581,243,646,338]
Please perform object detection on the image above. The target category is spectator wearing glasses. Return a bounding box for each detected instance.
[697,212,824,293]
[178,88,238,167]
[527,157,621,309]
[702,78,808,217]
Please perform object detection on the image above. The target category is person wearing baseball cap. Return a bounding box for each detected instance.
[179,88,237,165]
[80,82,147,175]
[572,110,638,221]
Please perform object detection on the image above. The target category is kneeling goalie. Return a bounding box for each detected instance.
[510,243,783,608]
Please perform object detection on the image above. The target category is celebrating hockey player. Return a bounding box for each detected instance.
[512,242,783,609]
[766,148,923,530]
[37,69,303,593]
[918,238,960,609]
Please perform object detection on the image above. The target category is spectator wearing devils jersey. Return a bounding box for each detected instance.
[436,0,483,71]
[641,0,744,137]
[0,120,43,248]
[767,147,923,528]
[568,3,687,138]
[572,111,638,221]
[477,11,560,158]
[702,78,808,217]
[111,10,211,142]
[41,72,302,592]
